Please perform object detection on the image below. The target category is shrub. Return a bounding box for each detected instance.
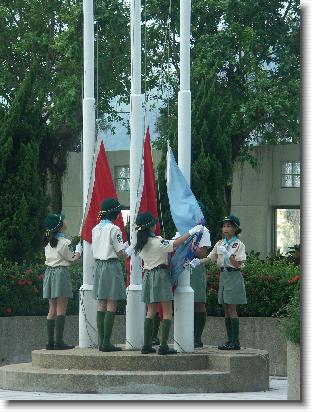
[205,253,300,317]
[279,277,300,344]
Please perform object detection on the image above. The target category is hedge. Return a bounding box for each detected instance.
[1,252,299,318]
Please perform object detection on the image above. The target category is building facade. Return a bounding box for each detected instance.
[62,144,300,257]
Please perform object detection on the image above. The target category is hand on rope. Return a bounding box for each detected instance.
[75,243,83,255]
[189,258,201,268]
[189,225,204,236]
[218,245,233,258]
[124,244,136,257]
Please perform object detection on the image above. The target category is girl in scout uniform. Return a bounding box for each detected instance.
[190,214,246,350]
[134,211,204,355]
[92,198,129,352]
[43,213,82,350]
[191,201,211,348]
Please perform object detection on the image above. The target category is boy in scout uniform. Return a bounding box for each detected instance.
[92,198,129,352]
[43,213,82,350]
[134,212,204,355]
[190,215,247,350]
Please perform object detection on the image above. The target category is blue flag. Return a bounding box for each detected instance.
[166,144,205,285]
[166,144,204,233]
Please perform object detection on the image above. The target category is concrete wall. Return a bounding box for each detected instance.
[61,144,300,255]
[0,316,287,376]
[231,144,300,256]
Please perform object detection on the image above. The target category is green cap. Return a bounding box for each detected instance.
[135,212,158,231]
[44,213,65,233]
[100,198,122,214]
[219,214,241,233]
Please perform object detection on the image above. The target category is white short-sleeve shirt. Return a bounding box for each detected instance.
[45,238,75,267]
[139,236,175,270]
[92,222,124,260]
[208,238,246,268]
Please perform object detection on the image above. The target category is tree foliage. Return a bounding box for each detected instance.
[146,0,300,242]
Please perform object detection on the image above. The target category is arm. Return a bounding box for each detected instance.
[173,224,204,248]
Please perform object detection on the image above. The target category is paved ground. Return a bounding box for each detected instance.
[0,377,287,401]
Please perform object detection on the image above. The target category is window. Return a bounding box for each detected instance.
[281,161,300,187]
[274,208,300,255]
[115,166,130,191]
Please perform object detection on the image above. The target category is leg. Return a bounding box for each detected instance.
[227,304,240,350]
[158,301,176,355]
[218,304,233,350]
[54,297,74,350]
[101,299,121,351]
[97,299,107,349]
[46,299,57,349]
[194,302,206,348]
[152,311,160,345]
[141,303,158,354]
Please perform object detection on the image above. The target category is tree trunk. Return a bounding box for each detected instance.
[224,185,232,215]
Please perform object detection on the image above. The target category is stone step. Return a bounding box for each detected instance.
[0,362,232,394]
[0,346,270,394]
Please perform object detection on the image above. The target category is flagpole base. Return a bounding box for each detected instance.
[125,284,145,349]
[79,284,98,348]
[174,268,194,353]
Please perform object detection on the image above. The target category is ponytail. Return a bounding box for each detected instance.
[42,232,59,248]
[134,229,150,254]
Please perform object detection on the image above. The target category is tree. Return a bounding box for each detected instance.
[0,68,48,262]
[0,0,131,212]
[147,0,299,242]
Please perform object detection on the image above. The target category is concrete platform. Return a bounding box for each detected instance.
[0,345,269,394]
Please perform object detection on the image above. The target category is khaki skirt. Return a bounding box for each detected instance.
[190,265,207,303]
[43,266,73,299]
[92,259,126,300]
[218,270,247,304]
[142,267,173,304]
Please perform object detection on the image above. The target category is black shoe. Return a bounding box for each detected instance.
[217,341,231,350]
[151,337,160,346]
[141,345,157,354]
[99,343,122,352]
[46,343,55,350]
[226,342,241,350]
[194,339,203,348]
[54,342,75,350]
[158,345,177,355]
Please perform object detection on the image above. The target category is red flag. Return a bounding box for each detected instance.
[81,140,127,243]
[139,127,161,234]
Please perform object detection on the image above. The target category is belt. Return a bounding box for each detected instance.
[96,258,119,263]
[220,267,238,272]
[145,264,168,271]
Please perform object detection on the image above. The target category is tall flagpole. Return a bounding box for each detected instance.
[79,0,97,347]
[126,0,145,349]
[174,0,194,352]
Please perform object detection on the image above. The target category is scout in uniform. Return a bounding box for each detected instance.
[134,211,204,355]
[190,201,211,348]
[43,213,81,350]
[190,215,247,350]
[92,198,130,352]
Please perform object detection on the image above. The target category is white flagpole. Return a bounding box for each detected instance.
[126,0,145,349]
[174,0,194,353]
[79,0,97,348]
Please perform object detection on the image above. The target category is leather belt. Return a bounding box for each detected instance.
[220,267,238,272]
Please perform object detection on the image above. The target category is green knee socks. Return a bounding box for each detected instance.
[47,319,55,345]
[160,319,171,347]
[195,312,206,341]
[55,315,66,345]
[231,318,240,344]
[144,318,153,347]
[97,311,106,347]
[225,318,232,343]
[152,312,160,340]
[103,311,115,346]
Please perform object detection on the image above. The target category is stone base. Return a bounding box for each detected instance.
[0,346,269,394]
[287,341,300,400]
